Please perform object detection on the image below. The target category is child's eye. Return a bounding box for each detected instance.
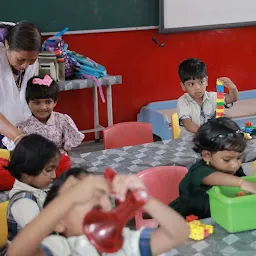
[199,80,204,84]
[188,83,194,87]
[223,159,230,163]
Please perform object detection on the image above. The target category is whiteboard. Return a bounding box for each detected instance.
[159,0,256,33]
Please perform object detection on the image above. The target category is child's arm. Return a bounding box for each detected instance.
[217,77,238,104]
[181,118,200,133]
[202,172,256,193]
[177,98,200,133]
[0,113,23,142]
[7,175,110,256]
[112,175,189,255]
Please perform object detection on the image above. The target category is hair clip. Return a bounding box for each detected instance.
[32,75,53,87]
[210,130,243,142]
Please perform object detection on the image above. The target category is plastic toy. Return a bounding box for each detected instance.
[186,215,198,222]
[244,133,252,140]
[242,121,256,135]
[83,168,148,253]
[216,80,225,118]
[188,220,214,241]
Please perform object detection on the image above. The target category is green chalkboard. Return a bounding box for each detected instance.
[2,0,159,33]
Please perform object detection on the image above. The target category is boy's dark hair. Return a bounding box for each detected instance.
[26,76,59,103]
[44,168,89,208]
[5,134,60,180]
[5,22,41,52]
[178,58,207,83]
[193,117,246,154]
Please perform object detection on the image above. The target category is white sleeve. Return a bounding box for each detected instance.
[11,198,40,227]
[41,235,71,256]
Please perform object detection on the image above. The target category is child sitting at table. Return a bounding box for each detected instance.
[6,134,60,242]
[177,58,238,133]
[169,117,256,219]
[2,74,84,155]
[7,168,189,256]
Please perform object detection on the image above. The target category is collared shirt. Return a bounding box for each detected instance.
[41,228,153,256]
[3,112,84,153]
[177,91,217,126]
[8,179,48,228]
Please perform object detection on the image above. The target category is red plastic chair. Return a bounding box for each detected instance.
[103,122,153,149]
[135,166,188,229]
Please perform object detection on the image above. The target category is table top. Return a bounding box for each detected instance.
[58,75,122,91]
[168,218,256,256]
[69,135,256,174]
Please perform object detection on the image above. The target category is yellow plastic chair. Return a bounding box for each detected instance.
[171,112,181,139]
[254,160,256,175]
[0,201,8,249]
[0,149,10,160]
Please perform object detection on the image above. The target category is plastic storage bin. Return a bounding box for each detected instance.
[208,176,256,233]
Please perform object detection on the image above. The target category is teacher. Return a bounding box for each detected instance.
[0,21,41,147]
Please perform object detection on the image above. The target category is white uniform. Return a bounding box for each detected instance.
[0,42,37,125]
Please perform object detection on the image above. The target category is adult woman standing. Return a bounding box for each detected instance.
[0,22,41,146]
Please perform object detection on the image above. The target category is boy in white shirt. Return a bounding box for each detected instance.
[177,58,238,133]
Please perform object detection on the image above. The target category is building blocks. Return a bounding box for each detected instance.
[188,220,214,241]
[186,215,214,240]
[216,80,225,118]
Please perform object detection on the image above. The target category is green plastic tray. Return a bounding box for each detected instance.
[208,176,256,233]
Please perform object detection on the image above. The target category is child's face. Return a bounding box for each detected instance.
[28,98,57,123]
[203,150,243,174]
[57,177,113,237]
[181,77,208,100]
[25,155,60,189]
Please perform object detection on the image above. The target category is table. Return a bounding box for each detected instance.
[166,218,256,256]
[58,75,122,141]
[69,134,256,174]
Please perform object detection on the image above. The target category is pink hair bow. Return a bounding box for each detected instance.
[32,75,53,87]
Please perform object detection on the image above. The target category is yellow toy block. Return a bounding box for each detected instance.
[217,80,223,86]
[188,220,214,241]
[244,133,252,140]
[216,99,225,103]
[216,109,224,114]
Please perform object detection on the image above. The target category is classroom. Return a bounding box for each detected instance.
[1,0,256,255]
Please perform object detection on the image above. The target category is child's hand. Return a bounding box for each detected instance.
[240,180,256,194]
[60,175,110,206]
[217,77,237,90]
[111,174,147,202]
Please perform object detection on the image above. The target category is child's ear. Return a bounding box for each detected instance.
[201,150,211,163]
[180,82,186,91]
[53,101,57,108]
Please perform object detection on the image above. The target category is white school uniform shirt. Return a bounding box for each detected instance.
[9,179,48,227]
[0,42,37,125]
[177,91,217,127]
[41,228,150,256]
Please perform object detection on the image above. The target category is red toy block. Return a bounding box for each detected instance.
[245,122,253,127]
[204,229,209,237]
[186,215,199,222]
[217,92,224,99]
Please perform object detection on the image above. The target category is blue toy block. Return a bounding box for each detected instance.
[216,85,224,92]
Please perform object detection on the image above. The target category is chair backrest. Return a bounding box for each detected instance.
[135,166,188,229]
[0,201,8,248]
[103,122,153,149]
[171,112,181,139]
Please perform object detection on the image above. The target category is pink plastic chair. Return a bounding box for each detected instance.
[135,166,188,229]
[103,122,153,149]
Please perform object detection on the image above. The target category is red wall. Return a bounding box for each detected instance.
[54,27,256,140]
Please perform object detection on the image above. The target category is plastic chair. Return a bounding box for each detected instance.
[135,166,188,229]
[103,122,153,149]
[0,201,8,249]
[171,113,181,139]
